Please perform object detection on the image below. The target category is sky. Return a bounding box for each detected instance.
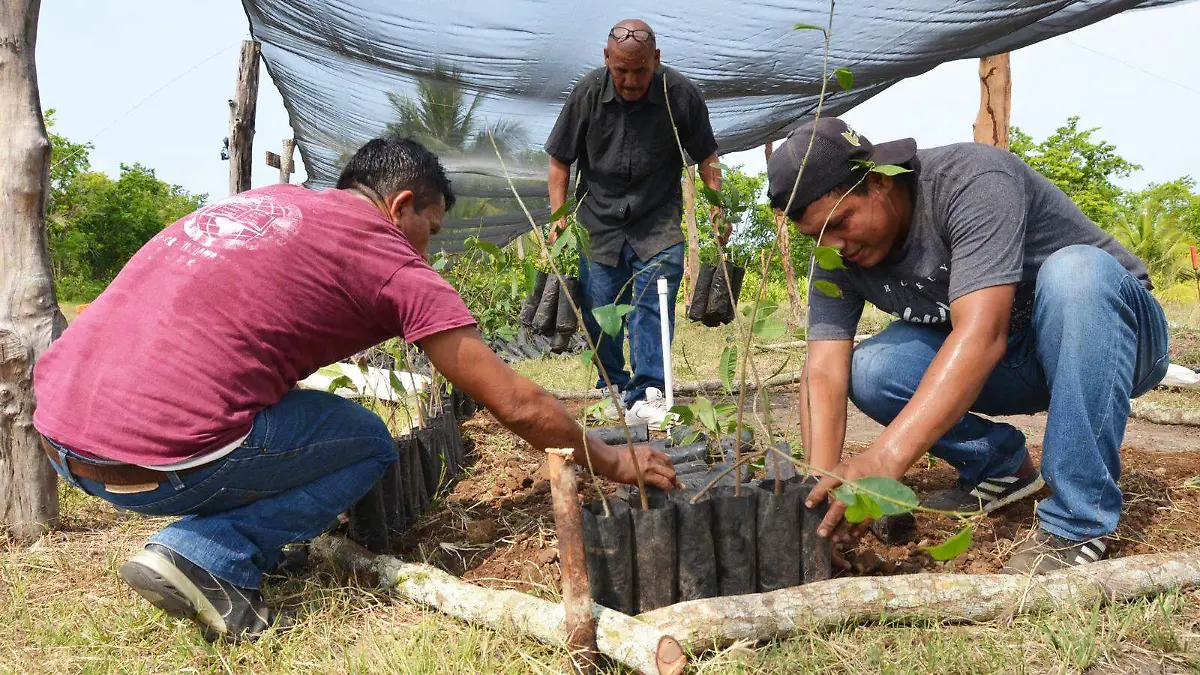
[36,1,1200,202]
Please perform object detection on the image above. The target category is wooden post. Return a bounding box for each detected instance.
[228,40,261,195]
[766,143,805,323]
[265,139,296,184]
[681,168,699,301]
[973,53,1011,149]
[546,448,599,674]
[0,0,67,542]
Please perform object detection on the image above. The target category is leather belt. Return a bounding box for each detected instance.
[41,436,198,486]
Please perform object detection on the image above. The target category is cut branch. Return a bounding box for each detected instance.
[311,535,686,675]
[1129,400,1200,427]
[637,549,1200,651]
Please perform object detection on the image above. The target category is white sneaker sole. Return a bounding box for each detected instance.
[122,549,228,634]
[982,476,1046,514]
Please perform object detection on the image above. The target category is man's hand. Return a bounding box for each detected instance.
[547,219,568,245]
[595,436,677,491]
[806,444,910,543]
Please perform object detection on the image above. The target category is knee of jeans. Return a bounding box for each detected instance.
[1037,245,1124,305]
[849,340,905,419]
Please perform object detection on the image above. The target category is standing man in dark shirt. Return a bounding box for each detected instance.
[545,19,723,427]
[767,118,1169,574]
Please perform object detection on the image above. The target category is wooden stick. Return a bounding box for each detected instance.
[228,40,261,195]
[311,535,686,675]
[638,548,1200,651]
[547,449,599,673]
[682,167,700,302]
[973,53,1011,149]
[1129,399,1200,427]
[280,138,295,184]
[766,142,806,324]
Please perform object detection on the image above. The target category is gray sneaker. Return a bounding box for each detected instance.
[1001,529,1110,575]
[119,544,290,642]
[920,454,1044,514]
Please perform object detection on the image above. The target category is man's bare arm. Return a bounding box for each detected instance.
[420,326,676,489]
[809,284,1017,535]
[548,157,572,243]
[696,152,727,244]
[799,339,853,473]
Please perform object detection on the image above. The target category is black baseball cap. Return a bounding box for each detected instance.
[767,117,916,220]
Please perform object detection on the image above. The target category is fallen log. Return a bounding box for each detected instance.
[550,373,806,401]
[311,534,686,675]
[637,548,1200,652]
[1129,399,1200,427]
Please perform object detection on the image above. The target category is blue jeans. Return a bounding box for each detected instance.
[579,242,685,407]
[849,245,1169,541]
[45,389,396,589]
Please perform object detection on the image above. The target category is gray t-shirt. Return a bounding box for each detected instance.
[808,143,1150,340]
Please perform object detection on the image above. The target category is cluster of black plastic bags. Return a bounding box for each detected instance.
[686,263,746,327]
[581,424,833,615]
[346,389,479,553]
[520,271,582,354]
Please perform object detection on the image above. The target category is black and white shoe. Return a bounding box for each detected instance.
[920,453,1045,514]
[119,544,290,642]
[1001,529,1110,575]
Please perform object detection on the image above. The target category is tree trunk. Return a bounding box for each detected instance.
[547,450,599,674]
[681,168,699,301]
[0,0,66,542]
[228,40,261,195]
[767,142,805,324]
[973,53,1011,149]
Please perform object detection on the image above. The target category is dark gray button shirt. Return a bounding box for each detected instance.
[545,66,718,266]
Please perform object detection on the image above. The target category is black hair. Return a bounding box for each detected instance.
[336,137,456,212]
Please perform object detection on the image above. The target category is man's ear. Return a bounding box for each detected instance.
[386,190,415,223]
[603,47,611,65]
[654,49,661,68]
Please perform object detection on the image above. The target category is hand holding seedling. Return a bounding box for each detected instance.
[807,444,909,542]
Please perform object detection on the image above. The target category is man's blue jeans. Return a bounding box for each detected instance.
[848,245,1169,541]
[579,242,685,407]
[45,389,396,589]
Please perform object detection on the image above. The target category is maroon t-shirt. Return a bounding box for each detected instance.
[33,185,476,466]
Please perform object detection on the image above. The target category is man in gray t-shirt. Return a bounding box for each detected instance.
[766,118,1169,574]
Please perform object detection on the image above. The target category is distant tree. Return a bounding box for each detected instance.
[1121,177,1200,244]
[1112,197,1193,287]
[44,115,206,300]
[1010,117,1140,228]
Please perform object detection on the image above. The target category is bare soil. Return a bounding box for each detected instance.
[397,396,1200,597]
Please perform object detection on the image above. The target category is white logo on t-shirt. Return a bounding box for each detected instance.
[182,192,301,251]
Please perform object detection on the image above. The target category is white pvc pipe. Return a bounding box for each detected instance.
[657,276,674,415]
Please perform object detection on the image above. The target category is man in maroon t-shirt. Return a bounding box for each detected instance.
[33,137,675,642]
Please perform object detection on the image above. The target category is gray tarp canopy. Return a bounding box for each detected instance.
[239,0,1182,252]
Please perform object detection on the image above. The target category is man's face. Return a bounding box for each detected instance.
[793,176,911,269]
[388,191,445,258]
[604,45,660,101]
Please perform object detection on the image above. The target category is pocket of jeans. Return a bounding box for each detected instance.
[188,487,282,515]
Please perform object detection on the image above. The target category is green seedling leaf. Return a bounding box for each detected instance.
[713,402,738,419]
[388,371,407,397]
[719,345,738,394]
[696,397,719,434]
[668,404,696,426]
[843,492,883,523]
[548,198,577,223]
[854,476,919,516]
[326,375,358,394]
[813,246,846,271]
[813,280,843,298]
[523,260,537,294]
[550,226,575,259]
[699,184,726,210]
[475,240,502,258]
[573,222,591,255]
[757,387,774,427]
[317,364,343,378]
[584,400,608,422]
[577,349,595,369]
[834,67,854,91]
[712,162,734,172]
[794,22,826,33]
[431,254,448,272]
[870,164,913,176]
[592,303,634,338]
[924,525,974,561]
[752,316,788,341]
[743,302,779,320]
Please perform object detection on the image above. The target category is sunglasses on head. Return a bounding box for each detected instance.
[608,26,654,43]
